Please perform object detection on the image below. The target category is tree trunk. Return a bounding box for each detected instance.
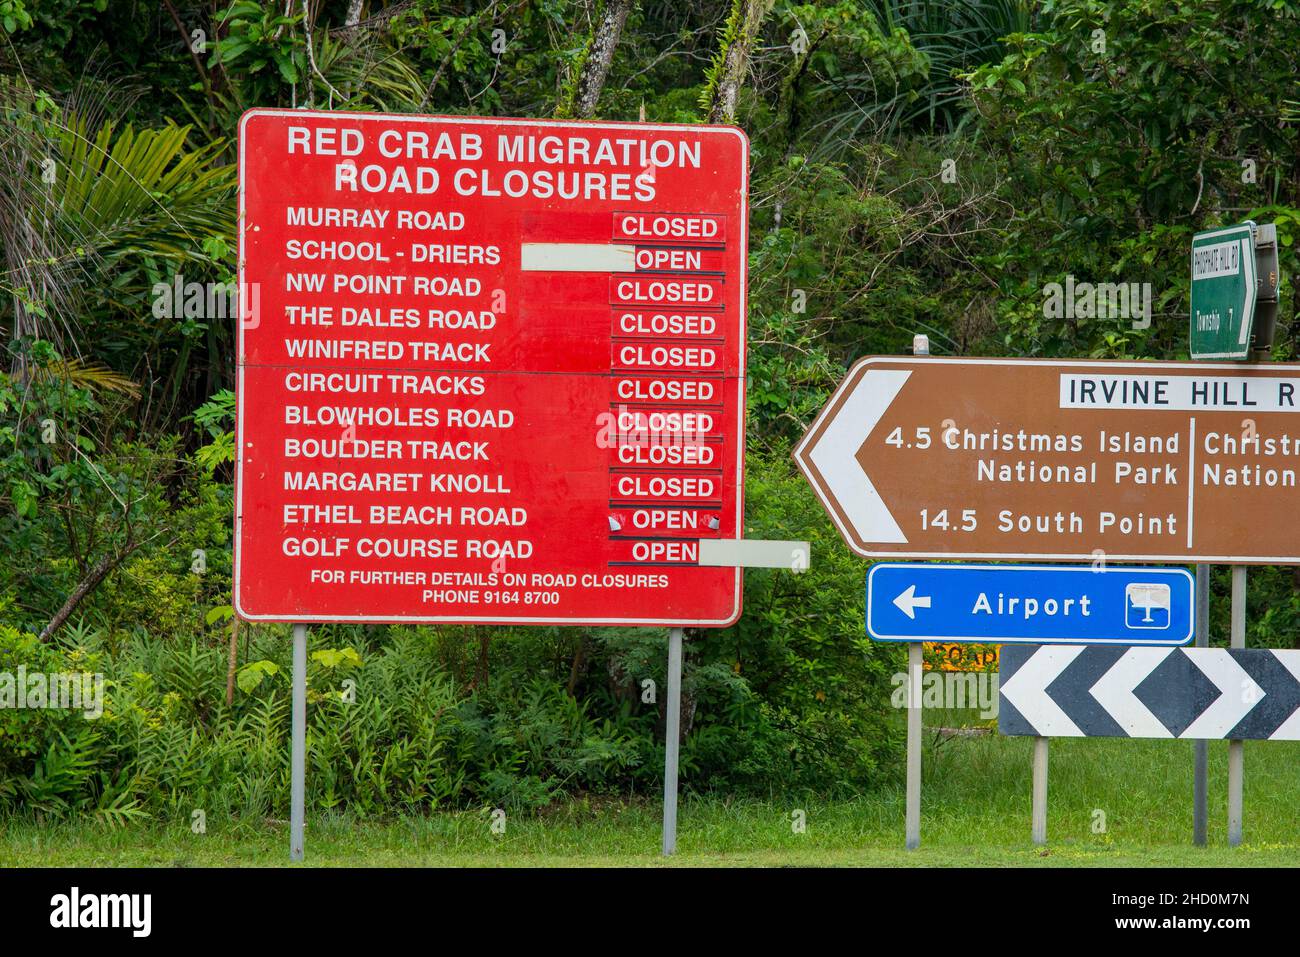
[475,629,492,688]
[161,0,217,132]
[774,28,824,158]
[39,548,127,641]
[345,0,365,27]
[705,0,773,125]
[38,532,165,642]
[562,0,635,118]
[566,632,589,695]
[679,628,702,739]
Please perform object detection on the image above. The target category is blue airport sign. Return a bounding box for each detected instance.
[866,563,1195,646]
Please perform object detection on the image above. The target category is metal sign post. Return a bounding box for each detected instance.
[290,623,307,862]
[905,641,922,850]
[662,626,684,856]
[1221,225,1280,848]
[903,335,928,851]
[1193,564,1209,846]
[1228,566,1246,846]
[1217,224,1278,848]
[1031,736,1049,846]
[660,540,809,854]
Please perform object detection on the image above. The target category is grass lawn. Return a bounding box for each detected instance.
[4,726,1299,867]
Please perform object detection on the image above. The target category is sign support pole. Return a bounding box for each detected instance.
[662,626,684,856]
[1193,564,1210,846]
[903,333,929,852]
[905,642,922,850]
[1228,566,1246,846]
[1221,231,1276,848]
[290,623,307,862]
[1031,736,1048,845]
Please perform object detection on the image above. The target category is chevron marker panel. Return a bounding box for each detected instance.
[998,645,1300,740]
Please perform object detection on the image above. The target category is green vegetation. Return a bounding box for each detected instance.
[1,1,1298,858]
[0,608,899,822]
[5,730,1298,866]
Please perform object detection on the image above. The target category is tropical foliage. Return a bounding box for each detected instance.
[1,0,1297,821]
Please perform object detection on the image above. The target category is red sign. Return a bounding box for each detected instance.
[234,110,748,625]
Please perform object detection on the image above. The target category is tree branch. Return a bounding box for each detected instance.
[705,0,773,125]
[39,531,172,641]
[561,0,635,119]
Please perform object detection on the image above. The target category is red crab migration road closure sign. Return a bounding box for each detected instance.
[234,110,748,626]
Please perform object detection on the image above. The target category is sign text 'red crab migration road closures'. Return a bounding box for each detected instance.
[795,356,1300,564]
[234,110,748,625]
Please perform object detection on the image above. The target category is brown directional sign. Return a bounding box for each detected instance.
[794,357,1300,564]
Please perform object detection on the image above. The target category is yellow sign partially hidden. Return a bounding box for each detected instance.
[924,643,999,672]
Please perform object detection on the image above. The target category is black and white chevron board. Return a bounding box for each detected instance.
[999,644,1300,740]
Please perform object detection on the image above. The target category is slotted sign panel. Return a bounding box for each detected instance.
[235,110,748,625]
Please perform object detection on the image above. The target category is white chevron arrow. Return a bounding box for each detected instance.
[892,584,931,619]
[1238,234,1257,346]
[1000,646,1085,737]
[1089,648,1174,738]
[799,369,909,544]
[1270,653,1300,740]
[1180,649,1265,738]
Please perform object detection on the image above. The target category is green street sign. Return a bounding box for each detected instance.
[1190,222,1257,359]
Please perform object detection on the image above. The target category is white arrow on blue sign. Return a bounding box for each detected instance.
[865,563,1195,646]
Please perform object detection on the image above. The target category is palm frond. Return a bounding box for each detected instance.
[54,117,235,272]
[31,358,143,398]
[807,0,1032,158]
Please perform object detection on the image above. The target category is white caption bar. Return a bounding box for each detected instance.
[698,539,810,571]
[520,243,635,271]
[1059,373,1300,412]
[1191,240,1241,280]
